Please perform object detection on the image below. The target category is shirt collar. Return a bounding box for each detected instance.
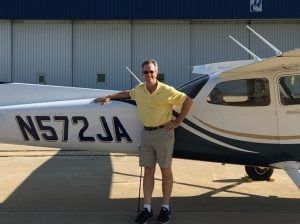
[144,81,161,95]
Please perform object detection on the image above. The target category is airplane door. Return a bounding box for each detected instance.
[276,73,300,147]
[196,76,279,153]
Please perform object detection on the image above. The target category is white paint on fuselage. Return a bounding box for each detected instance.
[0,99,142,154]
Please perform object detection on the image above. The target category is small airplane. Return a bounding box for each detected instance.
[0,26,299,189]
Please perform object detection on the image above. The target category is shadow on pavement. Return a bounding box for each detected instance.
[0,152,300,224]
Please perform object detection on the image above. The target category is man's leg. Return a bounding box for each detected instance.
[160,167,173,204]
[134,166,155,223]
[143,166,156,204]
[156,166,173,223]
[155,129,174,205]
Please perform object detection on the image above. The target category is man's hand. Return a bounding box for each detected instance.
[94,91,130,105]
[94,96,110,105]
[163,120,180,130]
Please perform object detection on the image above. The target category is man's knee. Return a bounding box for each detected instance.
[144,166,156,178]
[160,167,173,179]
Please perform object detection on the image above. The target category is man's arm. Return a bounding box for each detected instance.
[94,90,130,104]
[164,96,193,130]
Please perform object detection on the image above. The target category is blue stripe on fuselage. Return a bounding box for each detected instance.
[174,112,299,163]
[173,126,274,166]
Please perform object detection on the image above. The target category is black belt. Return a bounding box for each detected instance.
[144,125,164,131]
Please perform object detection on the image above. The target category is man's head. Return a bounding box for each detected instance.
[141,60,158,86]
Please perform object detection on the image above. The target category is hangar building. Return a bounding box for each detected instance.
[1,0,300,90]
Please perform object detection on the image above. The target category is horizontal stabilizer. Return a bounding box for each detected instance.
[0,83,117,107]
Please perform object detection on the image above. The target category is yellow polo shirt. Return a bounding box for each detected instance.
[129,81,187,127]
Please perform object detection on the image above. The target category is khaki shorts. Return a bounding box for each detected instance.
[139,128,175,168]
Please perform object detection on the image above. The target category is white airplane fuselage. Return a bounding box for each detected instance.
[0,72,299,165]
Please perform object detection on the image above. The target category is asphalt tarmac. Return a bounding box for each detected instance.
[0,144,299,224]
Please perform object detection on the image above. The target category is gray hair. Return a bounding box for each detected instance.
[141,59,159,72]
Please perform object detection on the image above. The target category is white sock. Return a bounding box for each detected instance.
[162,204,169,210]
[143,204,151,212]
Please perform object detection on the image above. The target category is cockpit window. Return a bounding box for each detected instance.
[279,74,300,105]
[207,78,270,106]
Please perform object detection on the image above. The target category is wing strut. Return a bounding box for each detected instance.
[285,168,300,189]
[272,161,300,189]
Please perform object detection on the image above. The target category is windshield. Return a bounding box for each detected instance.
[177,75,209,99]
[279,74,300,105]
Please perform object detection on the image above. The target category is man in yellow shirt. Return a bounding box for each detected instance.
[95,60,193,224]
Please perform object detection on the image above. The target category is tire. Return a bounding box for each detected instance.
[245,166,274,181]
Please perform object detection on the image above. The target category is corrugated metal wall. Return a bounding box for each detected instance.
[73,22,131,90]
[1,20,300,89]
[250,23,300,58]
[191,23,250,79]
[12,22,72,86]
[0,22,11,82]
[132,22,190,87]
[191,23,250,64]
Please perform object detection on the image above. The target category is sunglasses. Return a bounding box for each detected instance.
[143,70,155,75]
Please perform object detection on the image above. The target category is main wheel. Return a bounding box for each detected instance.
[245,166,274,181]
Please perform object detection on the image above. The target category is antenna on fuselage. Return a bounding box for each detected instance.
[125,66,142,84]
[228,35,262,61]
[246,25,282,56]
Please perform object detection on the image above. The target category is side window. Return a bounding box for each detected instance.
[279,74,300,105]
[207,78,270,106]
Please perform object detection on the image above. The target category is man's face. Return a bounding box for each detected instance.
[142,63,158,85]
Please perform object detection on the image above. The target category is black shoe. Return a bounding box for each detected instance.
[156,207,171,224]
[134,208,153,224]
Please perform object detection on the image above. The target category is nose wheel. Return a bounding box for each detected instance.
[245,166,274,181]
